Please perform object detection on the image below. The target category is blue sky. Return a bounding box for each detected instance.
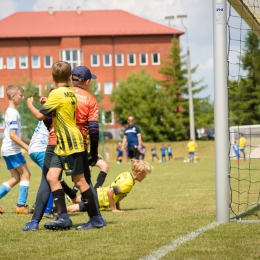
[0,0,234,101]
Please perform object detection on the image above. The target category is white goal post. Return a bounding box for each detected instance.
[213,0,260,223]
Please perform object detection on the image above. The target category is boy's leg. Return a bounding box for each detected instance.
[44,167,72,230]
[72,173,103,230]
[0,155,22,201]
[61,151,102,230]
[15,164,30,211]
[23,146,55,231]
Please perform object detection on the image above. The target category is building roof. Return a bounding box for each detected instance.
[0,9,183,38]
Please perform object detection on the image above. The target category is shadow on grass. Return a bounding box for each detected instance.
[122,207,155,211]
[230,204,260,220]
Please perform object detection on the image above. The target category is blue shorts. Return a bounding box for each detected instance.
[239,148,245,153]
[189,152,195,155]
[29,151,45,169]
[3,152,26,170]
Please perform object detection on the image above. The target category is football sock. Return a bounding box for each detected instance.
[94,171,107,189]
[52,189,67,215]
[0,182,11,199]
[81,188,98,218]
[44,193,53,214]
[17,181,30,206]
[60,179,77,199]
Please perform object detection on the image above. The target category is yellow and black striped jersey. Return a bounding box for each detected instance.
[97,171,135,210]
[40,85,84,156]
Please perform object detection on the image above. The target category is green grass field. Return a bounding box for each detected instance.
[0,141,260,260]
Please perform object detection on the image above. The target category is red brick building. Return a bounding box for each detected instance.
[0,8,183,139]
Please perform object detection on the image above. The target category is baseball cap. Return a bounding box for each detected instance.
[71,66,97,82]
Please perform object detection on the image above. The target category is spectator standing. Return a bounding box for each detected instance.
[232,140,240,162]
[187,138,197,163]
[139,142,146,160]
[167,144,173,162]
[151,146,160,162]
[121,116,142,159]
[160,143,167,162]
[116,141,123,164]
[239,133,246,161]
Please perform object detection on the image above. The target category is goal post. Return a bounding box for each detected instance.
[214,0,260,222]
[213,0,230,223]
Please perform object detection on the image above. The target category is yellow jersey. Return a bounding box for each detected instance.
[187,141,197,152]
[239,137,246,149]
[40,85,84,156]
[97,172,135,210]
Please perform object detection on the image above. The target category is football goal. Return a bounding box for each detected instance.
[213,0,260,222]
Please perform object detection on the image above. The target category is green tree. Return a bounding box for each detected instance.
[111,69,170,142]
[229,31,260,126]
[18,81,41,138]
[158,37,211,139]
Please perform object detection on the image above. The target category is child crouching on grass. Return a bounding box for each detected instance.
[63,159,153,212]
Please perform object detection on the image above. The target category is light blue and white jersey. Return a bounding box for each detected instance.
[28,121,49,154]
[1,107,22,156]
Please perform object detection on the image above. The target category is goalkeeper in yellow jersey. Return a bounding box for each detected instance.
[63,158,153,212]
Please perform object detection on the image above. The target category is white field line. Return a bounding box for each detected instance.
[140,222,220,260]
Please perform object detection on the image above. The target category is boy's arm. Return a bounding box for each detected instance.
[9,130,29,151]
[27,97,46,121]
[22,136,31,143]
[107,188,122,212]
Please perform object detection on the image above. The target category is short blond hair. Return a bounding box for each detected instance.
[131,159,153,174]
[6,84,24,100]
[52,61,71,83]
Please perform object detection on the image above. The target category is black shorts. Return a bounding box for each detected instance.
[50,151,85,176]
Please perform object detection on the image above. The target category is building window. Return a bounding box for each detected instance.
[34,84,42,96]
[152,52,160,65]
[0,57,3,69]
[32,56,40,68]
[44,56,53,68]
[140,53,148,65]
[103,111,114,125]
[91,54,100,67]
[19,56,28,69]
[115,54,124,66]
[127,53,136,66]
[0,85,4,98]
[61,50,82,69]
[103,54,112,66]
[104,82,113,95]
[7,56,15,69]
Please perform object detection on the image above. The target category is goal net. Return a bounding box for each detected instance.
[228,0,260,220]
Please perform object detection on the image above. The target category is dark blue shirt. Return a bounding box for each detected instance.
[124,124,141,148]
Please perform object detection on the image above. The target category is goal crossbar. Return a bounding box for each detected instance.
[228,0,260,36]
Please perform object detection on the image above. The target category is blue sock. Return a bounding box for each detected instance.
[44,193,53,214]
[17,181,30,206]
[0,182,11,199]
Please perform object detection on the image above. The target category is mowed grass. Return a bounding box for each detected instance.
[0,140,259,260]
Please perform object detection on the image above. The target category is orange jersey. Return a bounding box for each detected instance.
[72,86,99,151]
[48,123,57,146]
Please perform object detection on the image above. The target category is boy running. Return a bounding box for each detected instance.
[0,84,31,214]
